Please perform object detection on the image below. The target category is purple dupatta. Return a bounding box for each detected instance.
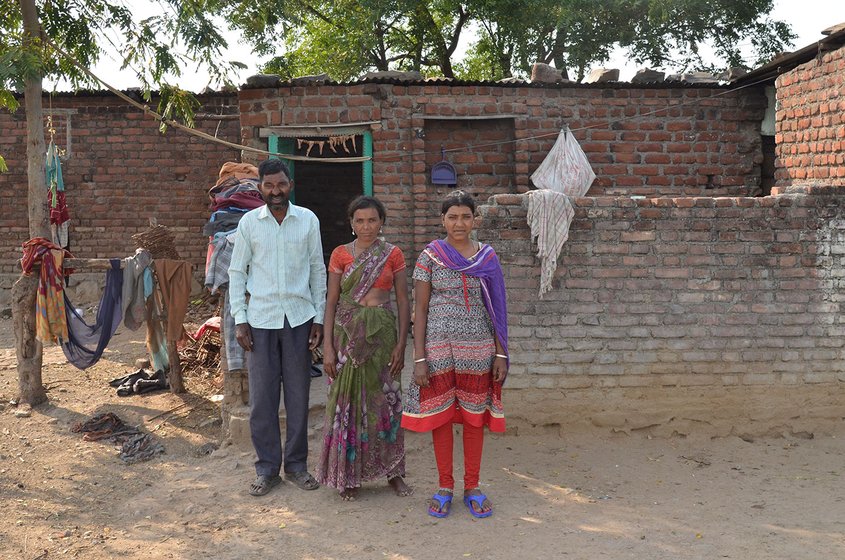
[426,239,509,363]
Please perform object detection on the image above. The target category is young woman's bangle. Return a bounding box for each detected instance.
[414,357,427,363]
[495,353,508,359]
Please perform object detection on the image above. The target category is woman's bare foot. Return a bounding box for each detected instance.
[340,488,359,501]
[388,476,413,497]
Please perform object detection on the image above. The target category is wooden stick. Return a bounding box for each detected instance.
[63,258,125,270]
[167,339,185,394]
[146,402,191,422]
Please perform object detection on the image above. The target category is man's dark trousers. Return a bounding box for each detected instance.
[247,318,313,477]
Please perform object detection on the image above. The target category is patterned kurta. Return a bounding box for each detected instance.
[401,247,505,433]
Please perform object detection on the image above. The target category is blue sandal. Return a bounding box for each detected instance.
[463,493,493,518]
[428,490,453,518]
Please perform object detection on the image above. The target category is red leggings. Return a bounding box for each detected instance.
[432,422,484,490]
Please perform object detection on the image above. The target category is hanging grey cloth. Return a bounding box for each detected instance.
[121,249,153,330]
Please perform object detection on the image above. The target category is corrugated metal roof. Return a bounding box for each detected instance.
[32,78,735,97]
[14,88,239,99]
[242,76,732,90]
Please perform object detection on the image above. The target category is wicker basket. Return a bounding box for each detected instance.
[132,224,181,260]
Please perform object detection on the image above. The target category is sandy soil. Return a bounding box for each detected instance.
[2,315,845,560]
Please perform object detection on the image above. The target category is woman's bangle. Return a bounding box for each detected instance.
[414,357,427,363]
[495,353,508,359]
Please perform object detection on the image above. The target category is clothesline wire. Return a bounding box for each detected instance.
[44,36,775,165]
[43,37,365,163]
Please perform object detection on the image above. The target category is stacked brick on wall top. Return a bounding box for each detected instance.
[0,92,241,279]
[476,192,845,428]
[775,42,845,187]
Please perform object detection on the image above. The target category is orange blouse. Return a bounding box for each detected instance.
[328,244,406,291]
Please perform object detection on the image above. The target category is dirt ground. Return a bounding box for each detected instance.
[2,314,845,560]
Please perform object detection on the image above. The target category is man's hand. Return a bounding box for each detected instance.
[309,323,323,351]
[235,324,253,351]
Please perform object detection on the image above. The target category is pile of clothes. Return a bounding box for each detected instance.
[72,412,165,464]
[202,162,263,238]
[109,368,169,396]
[203,162,261,373]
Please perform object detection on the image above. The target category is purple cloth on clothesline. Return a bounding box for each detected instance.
[62,259,123,369]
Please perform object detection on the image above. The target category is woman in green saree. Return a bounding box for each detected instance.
[316,196,412,500]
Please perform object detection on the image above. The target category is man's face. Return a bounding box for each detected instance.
[259,171,293,211]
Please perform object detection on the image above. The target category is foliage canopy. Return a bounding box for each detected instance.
[247,0,795,81]
[0,0,246,127]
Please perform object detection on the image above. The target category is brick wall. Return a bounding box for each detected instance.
[1,82,769,308]
[477,190,845,434]
[239,82,767,264]
[0,92,240,287]
[775,43,845,187]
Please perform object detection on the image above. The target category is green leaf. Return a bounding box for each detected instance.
[0,89,19,111]
[156,85,201,133]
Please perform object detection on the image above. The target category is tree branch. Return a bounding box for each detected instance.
[445,6,470,58]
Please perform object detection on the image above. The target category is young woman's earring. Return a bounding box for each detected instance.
[352,228,357,236]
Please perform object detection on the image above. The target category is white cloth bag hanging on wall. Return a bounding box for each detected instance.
[530,126,596,197]
[527,126,596,297]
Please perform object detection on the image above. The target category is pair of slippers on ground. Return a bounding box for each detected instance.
[429,489,493,519]
[109,369,169,396]
[249,471,319,496]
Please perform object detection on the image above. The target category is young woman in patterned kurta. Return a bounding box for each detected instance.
[316,196,412,501]
[401,191,509,519]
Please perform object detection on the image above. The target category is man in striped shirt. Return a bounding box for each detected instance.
[229,158,327,497]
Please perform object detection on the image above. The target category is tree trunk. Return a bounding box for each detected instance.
[552,53,569,80]
[15,0,50,405]
[415,4,454,78]
[12,274,46,405]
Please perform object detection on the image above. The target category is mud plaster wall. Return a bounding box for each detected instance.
[0,92,241,303]
[476,191,845,436]
[238,83,768,267]
[775,42,845,188]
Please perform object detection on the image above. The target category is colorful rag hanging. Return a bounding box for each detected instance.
[20,237,73,343]
[46,140,70,248]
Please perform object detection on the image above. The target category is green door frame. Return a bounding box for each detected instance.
[362,132,373,196]
[268,132,373,198]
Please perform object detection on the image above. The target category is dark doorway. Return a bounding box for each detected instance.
[760,135,776,196]
[291,135,364,263]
